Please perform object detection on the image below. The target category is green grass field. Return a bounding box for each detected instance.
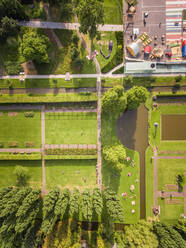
[45,159,97,190]
[0,160,42,188]
[158,159,186,191]
[103,0,122,24]
[101,114,140,223]
[0,111,41,148]
[45,112,97,144]
[158,197,184,224]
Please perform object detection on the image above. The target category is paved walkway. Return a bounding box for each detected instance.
[41,106,46,194]
[0,148,41,152]
[19,21,123,32]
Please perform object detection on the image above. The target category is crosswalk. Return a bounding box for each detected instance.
[166,0,186,42]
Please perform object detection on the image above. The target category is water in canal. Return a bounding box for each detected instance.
[116,104,148,219]
[162,114,186,140]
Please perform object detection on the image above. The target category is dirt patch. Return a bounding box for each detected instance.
[0,112,3,117]
[21,60,37,75]
[8,112,18,116]
[166,198,183,204]
[165,184,178,191]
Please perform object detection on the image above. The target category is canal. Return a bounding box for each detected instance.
[116,104,148,219]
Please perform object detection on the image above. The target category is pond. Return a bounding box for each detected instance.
[116,104,148,219]
[162,114,186,140]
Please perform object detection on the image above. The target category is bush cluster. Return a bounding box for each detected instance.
[24,141,35,147]
[24,112,34,117]
[0,142,4,148]
[8,141,18,147]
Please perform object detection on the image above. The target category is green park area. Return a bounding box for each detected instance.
[146,102,186,222]
[0,160,42,188]
[158,197,184,224]
[158,159,186,191]
[45,112,97,145]
[0,110,41,148]
[45,159,97,191]
[103,0,122,24]
[102,114,140,224]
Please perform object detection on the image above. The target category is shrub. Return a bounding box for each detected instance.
[25,142,35,148]
[175,75,182,82]
[0,142,4,148]
[72,33,79,46]
[4,61,23,75]
[177,174,185,192]
[8,141,18,147]
[24,112,34,117]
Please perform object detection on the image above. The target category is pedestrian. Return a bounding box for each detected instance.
[159,22,161,28]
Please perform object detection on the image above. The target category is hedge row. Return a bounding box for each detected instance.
[44,155,97,160]
[0,153,41,160]
[45,148,97,155]
[0,93,97,103]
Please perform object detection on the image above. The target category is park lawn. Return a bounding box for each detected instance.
[101,77,123,87]
[82,31,119,71]
[0,78,97,89]
[125,76,186,87]
[51,30,96,75]
[145,146,154,218]
[101,114,140,223]
[0,110,41,148]
[0,160,42,189]
[158,197,184,224]
[157,159,186,191]
[45,159,97,191]
[45,112,97,144]
[103,0,122,24]
[149,105,186,150]
[0,93,97,104]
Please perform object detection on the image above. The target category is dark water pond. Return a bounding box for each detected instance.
[162,114,186,140]
[116,104,148,219]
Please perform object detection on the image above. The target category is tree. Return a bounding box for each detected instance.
[0,16,19,40]
[153,222,186,248]
[41,187,59,235]
[102,144,126,172]
[76,0,104,40]
[20,31,50,64]
[69,188,81,218]
[126,86,149,110]
[14,166,29,186]
[54,188,70,219]
[120,220,159,248]
[0,0,27,21]
[102,86,127,115]
[174,219,186,240]
[103,189,123,222]
[92,188,103,216]
[82,189,93,221]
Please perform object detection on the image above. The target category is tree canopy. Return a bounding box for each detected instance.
[153,222,186,248]
[103,144,126,171]
[0,16,19,40]
[102,86,127,115]
[76,0,104,39]
[0,0,27,21]
[121,220,159,248]
[20,30,50,64]
[126,86,149,110]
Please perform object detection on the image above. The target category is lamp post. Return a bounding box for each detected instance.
[154,122,159,136]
